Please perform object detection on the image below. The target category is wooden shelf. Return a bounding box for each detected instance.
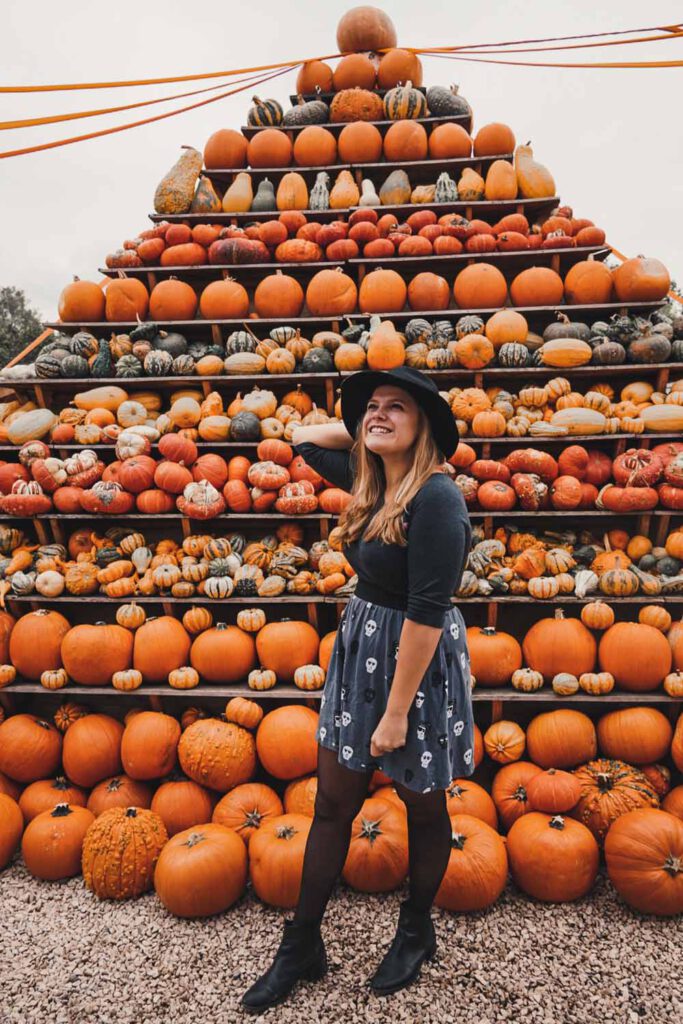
[241,113,473,141]
[5,681,679,703]
[288,87,428,105]
[17,512,336,522]
[20,371,337,391]
[148,194,559,227]
[6,593,682,607]
[351,152,513,183]
[99,246,609,286]
[205,163,352,186]
[42,300,666,339]
[466,510,677,519]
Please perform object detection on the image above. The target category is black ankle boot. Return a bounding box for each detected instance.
[369,899,436,996]
[241,916,328,1014]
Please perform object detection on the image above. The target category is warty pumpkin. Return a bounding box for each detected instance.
[82,806,168,900]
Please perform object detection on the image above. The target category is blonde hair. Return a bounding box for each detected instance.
[334,404,443,547]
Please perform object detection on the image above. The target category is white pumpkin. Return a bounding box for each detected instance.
[7,409,57,445]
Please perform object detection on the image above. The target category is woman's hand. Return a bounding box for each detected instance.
[370,711,408,758]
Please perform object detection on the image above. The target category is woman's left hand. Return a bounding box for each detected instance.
[370,711,408,758]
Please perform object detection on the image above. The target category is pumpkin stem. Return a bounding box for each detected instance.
[275,824,298,840]
[125,807,139,818]
[549,815,565,830]
[663,854,682,877]
[51,803,73,817]
[358,816,384,844]
[183,831,207,848]
[450,831,467,850]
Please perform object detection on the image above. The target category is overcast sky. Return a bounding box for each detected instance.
[1,0,682,324]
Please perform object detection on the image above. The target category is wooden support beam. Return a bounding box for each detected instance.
[491,699,503,724]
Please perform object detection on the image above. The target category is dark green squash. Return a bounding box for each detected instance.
[69,331,99,358]
[431,320,456,345]
[341,318,364,343]
[115,355,144,378]
[405,318,433,345]
[35,349,70,378]
[60,354,90,378]
[591,340,626,365]
[301,347,334,372]
[638,553,658,572]
[251,178,277,212]
[627,331,671,364]
[95,545,122,567]
[283,94,330,126]
[656,555,681,576]
[188,341,211,361]
[90,337,112,378]
[229,410,261,441]
[234,577,259,597]
[152,331,188,358]
[543,313,590,342]
[607,314,638,345]
[425,84,471,118]
[130,319,159,342]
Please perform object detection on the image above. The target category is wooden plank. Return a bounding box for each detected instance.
[6,593,683,606]
[242,113,470,141]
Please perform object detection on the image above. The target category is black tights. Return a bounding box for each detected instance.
[293,745,452,924]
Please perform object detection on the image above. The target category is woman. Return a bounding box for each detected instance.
[241,366,474,1014]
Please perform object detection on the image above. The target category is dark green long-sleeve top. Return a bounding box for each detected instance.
[293,442,472,628]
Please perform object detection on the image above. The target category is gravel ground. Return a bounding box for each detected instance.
[2,861,681,1024]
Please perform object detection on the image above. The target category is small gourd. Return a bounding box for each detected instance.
[191,175,222,213]
[425,84,471,117]
[434,172,458,203]
[309,171,331,211]
[222,172,253,213]
[359,178,381,207]
[457,167,485,201]
[379,169,411,206]
[247,96,283,127]
[411,184,436,204]
[276,172,309,211]
[91,338,112,377]
[515,142,556,199]
[330,170,359,209]
[384,81,428,120]
[251,178,277,212]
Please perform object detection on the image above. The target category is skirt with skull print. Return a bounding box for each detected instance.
[316,595,475,794]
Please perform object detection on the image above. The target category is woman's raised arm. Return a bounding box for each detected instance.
[290,421,354,450]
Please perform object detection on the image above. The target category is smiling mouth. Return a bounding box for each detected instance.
[367,425,392,434]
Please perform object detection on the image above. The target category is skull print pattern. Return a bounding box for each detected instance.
[314,595,475,794]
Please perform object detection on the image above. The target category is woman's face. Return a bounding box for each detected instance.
[362,385,420,456]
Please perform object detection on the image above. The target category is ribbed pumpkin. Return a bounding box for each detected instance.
[248,812,312,908]
[605,808,683,916]
[213,781,284,846]
[342,797,409,893]
[9,609,70,681]
[522,609,597,682]
[121,711,180,780]
[491,761,542,832]
[507,812,599,902]
[465,626,522,686]
[62,713,124,788]
[435,814,508,912]
[190,624,256,683]
[61,622,134,686]
[525,709,597,769]
[571,760,660,843]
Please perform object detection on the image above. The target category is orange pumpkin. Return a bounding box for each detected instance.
[293,127,337,168]
[58,278,106,322]
[256,706,319,779]
[338,122,383,163]
[199,278,250,319]
[203,128,248,169]
[473,123,516,156]
[428,123,472,159]
[247,129,293,168]
[306,268,358,316]
[190,624,257,684]
[254,271,305,319]
[359,268,407,314]
[377,48,423,88]
[149,279,198,320]
[510,267,564,307]
[133,616,191,683]
[104,277,149,322]
[453,264,508,310]
[333,53,377,91]
[383,121,428,162]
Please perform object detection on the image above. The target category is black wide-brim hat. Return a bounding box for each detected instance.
[340,366,460,459]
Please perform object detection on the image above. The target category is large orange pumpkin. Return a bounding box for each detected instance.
[428,123,472,159]
[408,272,450,311]
[87,774,153,816]
[604,808,683,915]
[190,624,256,683]
[248,812,312,907]
[510,266,564,307]
[19,777,88,822]
[62,713,124,788]
[522,609,596,682]
[203,128,248,169]
[612,256,670,302]
[342,797,409,892]
[306,268,358,316]
[9,609,71,680]
[247,129,293,168]
[453,263,508,309]
[435,813,508,911]
[507,812,599,902]
[0,793,23,869]
[104,277,149,322]
[564,259,613,304]
[149,279,198,320]
[199,278,250,320]
[383,121,428,162]
[571,759,660,843]
[256,706,319,779]
[154,822,248,917]
[296,60,334,94]
[525,709,597,769]
[213,781,284,846]
[0,715,62,783]
[133,616,191,683]
[333,53,377,91]
[445,779,498,829]
[21,803,95,881]
[596,706,673,764]
[491,761,543,832]
[598,622,672,692]
[61,622,134,686]
[473,123,516,156]
[293,126,337,168]
[179,718,256,792]
[466,626,522,686]
[359,268,407,314]
[121,711,181,780]
[255,620,319,683]
[336,7,397,53]
[58,278,106,322]
[377,48,423,88]
[338,122,383,163]
[254,271,305,319]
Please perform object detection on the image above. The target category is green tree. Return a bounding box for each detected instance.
[0,287,43,367]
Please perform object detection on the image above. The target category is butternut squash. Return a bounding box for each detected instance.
[73,386,129,412]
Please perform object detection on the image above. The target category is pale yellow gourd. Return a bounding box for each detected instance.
[116,400,148,428]
[640,404,683,432]
[330,170,360,209]
[127,390,162,413]
[276,172,309,211]
[457,167,485,201]
[169,397,202,428]
[73,385,129,412]
[6,408,57,444]
[197,415,232,440]
[550,408,607,435]
[359,178,381,207]
[222,172,254,213]
[484,159,518,200]
[515,143,556,198]
[411,184,436,204]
